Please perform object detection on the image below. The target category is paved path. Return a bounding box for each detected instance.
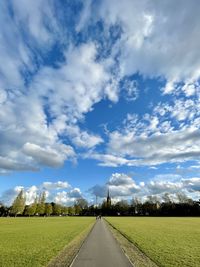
[71,219,132,267]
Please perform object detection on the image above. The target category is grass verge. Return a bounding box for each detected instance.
[0,217,95,267]
[47,221,95,267]
[106,217,200,267]
[105,219,158,267]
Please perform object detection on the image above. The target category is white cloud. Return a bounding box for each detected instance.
[182,83,196,97]
[64,124,103,148]
[54,188,82,205]
[89,172,200,201]
[98,0,200,87]
[171,99,196,121]
[0,2,121,172]
[162,80,175,95]
[76,0,92,32]
[23,143,75,167]
[86,153,133,167]
[32,42,115,116]
[122,79,139,101]
[182,178,200,192]
[0,156,38,173]
[25,186,38,205]
[68,188,82,198]
[148,180,182,195]
[0,39,111,171]
[104,126,200,167]
[11,0,59,43]
[1,0,200,174]
[108,173,140,197]
[42,181,71,190]
[89,173,140,200]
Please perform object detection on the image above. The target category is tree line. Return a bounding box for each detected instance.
[0,190,200,217]
[99,193,200,216]
[0,190,88,217]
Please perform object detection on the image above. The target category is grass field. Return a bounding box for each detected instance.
[106,217,200,267]
[0,217,95,267]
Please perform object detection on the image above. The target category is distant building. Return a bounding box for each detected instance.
[106,189,111,207]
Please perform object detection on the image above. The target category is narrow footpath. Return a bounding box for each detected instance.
[71,219,132,267]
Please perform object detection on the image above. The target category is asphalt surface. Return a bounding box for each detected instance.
[71,219,132,267]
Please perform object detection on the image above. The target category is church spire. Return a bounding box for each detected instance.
[107,188,111,206]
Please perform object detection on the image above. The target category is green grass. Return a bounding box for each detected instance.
[0,217,95,267]
[106,217,200,267]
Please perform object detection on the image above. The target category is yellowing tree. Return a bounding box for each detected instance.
[10,190,25,216]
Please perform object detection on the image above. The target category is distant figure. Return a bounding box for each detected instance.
[99,215,101,220]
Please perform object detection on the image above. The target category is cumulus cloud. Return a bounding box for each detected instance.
[89,173,140,199]
[95,123,200,167]
[108,173,140,197]
[88,184,108,198]
[54,188,82,205]
[148,180,182,195]
[23,143,75,167]
[64,124,103,149]
[182,178,200,192]
[0,7,111,172]
[89,172,200,202]
[42,181,70,190]
[98,0,200,85]
[88,126,200,168]
[25,186,38,205]
[0,156,38,173]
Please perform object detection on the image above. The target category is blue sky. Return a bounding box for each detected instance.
[0,0,200,205]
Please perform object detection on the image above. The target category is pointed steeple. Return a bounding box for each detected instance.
[107,188,111,206]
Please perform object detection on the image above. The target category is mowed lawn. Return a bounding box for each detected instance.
[0,217,94,267]
[106,217,200,267]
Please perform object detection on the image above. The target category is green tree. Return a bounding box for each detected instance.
[61,206,68,215]
[36,192,46,215]
[24,197,38,216]
[52,203,62,216]
[74,204,82,215]
[45,203,53,216]
[75,198,88,209]
[0,203,9,217]
[115,200,129,215]
[68,206,75,215]
[10,190,26,216]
